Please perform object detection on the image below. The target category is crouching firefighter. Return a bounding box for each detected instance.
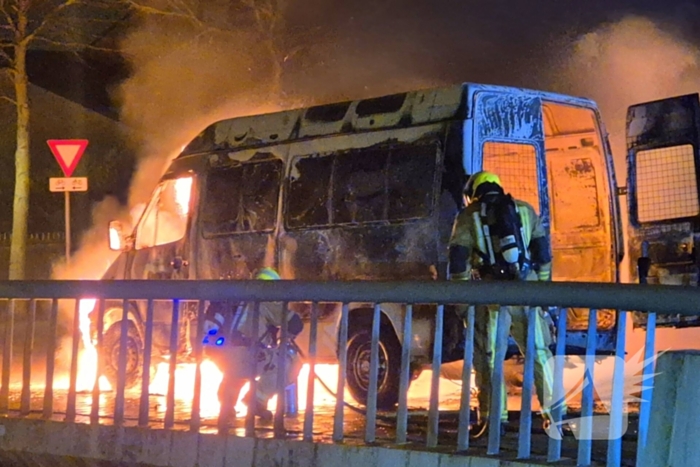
[202,267,304,426]
[448,171,564,436]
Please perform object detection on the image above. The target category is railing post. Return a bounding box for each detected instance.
[517,306,536,459]
[91,299,105,425]
[606,311,627,467]
[333,303,349,443]
[427,304,444,448]
[364,303,381,444]
[20,299,36,416]
[244,301,261,437]
[303,301,319,441]
[577,309,598,466]
[487,306,510,455]
[396,303,413,445]
[0,299,14,414]
[274,301,290,438]
[190,300,205,432]
[139,299,155,428]
[547,307,568,462]
[637,312,656,464]
[43,299,59,419]
[457,305,475,451]
[66,299,81,422]
[164,299,180,429]
[114,300,130,426]
[636,250,656,463]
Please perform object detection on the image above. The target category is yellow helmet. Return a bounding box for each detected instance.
[256,267,281,280]
[464,171,502,200]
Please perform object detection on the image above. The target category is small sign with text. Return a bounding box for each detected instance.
[49,177,88,193]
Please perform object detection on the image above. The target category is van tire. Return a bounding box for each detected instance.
[101,321,143,391]
[346,326,401,409]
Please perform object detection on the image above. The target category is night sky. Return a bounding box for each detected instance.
[27,0,700,118]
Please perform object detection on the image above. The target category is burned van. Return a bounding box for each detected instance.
[94,83,624,407]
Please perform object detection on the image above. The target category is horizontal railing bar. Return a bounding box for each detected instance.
[0,280,695,315]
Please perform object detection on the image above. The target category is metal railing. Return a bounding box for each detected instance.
[0,280,697,466]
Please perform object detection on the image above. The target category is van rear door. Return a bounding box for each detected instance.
[626,93,700,327]
[468,88,619,353]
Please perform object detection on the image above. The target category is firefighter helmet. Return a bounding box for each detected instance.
[256,267,281,281]
[464,171,502,200]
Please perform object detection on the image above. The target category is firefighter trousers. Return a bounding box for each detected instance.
[216,344,303,417]
[472,304,562,422]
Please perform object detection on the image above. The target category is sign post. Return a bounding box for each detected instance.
[47,140,88,266]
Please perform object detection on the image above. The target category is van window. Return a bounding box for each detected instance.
[635,144,700,223]
[201,160,283,235]
[482,141,540,212]
[286,143,437,229]
[333,148,387,224]
[135,177,193,249]
[287,156,333,228]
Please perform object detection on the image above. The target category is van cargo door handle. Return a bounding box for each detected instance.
[171,257,189,270]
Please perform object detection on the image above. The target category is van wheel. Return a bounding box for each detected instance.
[101,321,143,391]
[346,326,401,409]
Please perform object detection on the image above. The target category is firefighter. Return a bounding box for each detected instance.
[203,267,304,424]
[448,170,563,435]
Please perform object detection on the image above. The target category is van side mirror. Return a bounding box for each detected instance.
[109,220,125,251]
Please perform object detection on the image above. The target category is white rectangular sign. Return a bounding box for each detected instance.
[50,177,88,192]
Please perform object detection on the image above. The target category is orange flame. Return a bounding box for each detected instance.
[77,299,111,392]
[174,177,192,215]
[147,361,343,418]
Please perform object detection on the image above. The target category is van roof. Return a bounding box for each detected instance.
[179,83,598,156]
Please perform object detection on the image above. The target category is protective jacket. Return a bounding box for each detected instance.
[449,195,552,282]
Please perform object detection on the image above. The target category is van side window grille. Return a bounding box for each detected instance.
[482,142,540,213]
[286,143,438,229]
[635,144,699,223]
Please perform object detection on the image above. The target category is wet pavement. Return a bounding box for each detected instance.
[1,384,639,466]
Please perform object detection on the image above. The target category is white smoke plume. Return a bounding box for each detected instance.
[549,15,700,173]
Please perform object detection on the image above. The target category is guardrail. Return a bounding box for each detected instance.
[0,280,695,466]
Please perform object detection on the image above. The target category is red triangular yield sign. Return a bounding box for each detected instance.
[47,139,88,177]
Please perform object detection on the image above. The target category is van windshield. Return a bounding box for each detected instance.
[135,177,193,249]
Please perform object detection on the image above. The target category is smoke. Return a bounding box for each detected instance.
[549,15,700,174]
[51,2,444,282]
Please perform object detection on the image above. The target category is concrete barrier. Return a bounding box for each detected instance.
[0,417,552,467]
[640,350,700,467]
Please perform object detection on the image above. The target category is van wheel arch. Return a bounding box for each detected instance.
[102,301,146,342]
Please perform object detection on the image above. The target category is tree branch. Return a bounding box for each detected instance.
[31,35,120,53]
[0,94,16,105]
[123,0,203,27]
[24,0,81,45]
[0,0,14,32]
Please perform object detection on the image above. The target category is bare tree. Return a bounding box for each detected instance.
[0,0,198,279]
